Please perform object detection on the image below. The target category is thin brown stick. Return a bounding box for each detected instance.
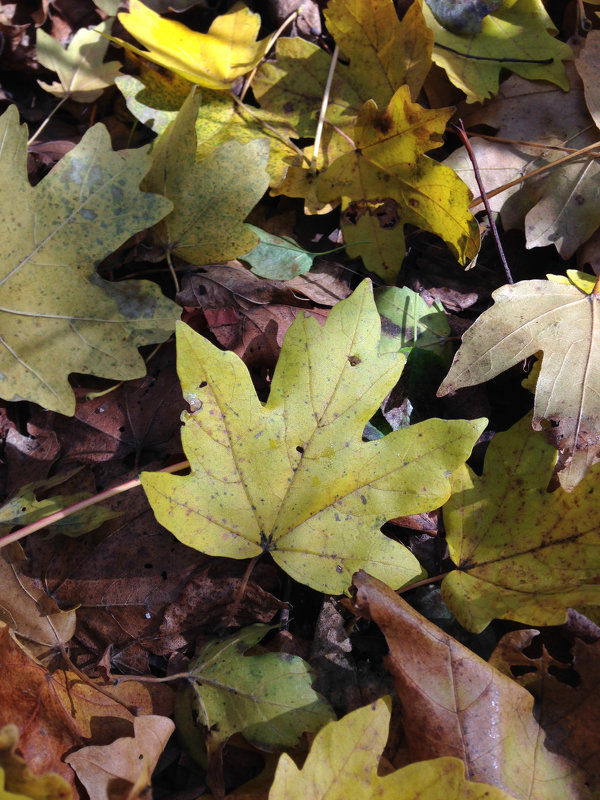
[454,119,513,284]
[397,572,447,593]
[0,460,190,549]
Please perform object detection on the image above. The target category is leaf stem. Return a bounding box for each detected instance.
[0,460,190,549]
[397,572,448,593]
[311,44,339,175]
[28,95,71,146]
[454,120,513,284]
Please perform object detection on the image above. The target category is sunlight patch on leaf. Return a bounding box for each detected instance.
[142,281,485,594]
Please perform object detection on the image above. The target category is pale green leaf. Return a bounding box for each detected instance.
[36,20,122,102]
[438,271,600,490]
[141,281,485,593]
[179,624,334,757]
[0,105,178,415]
[143,89,270,264]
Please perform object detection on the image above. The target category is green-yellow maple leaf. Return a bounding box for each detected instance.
[113,0,270,91]
[441,411,600,633]
[36,20,122,102]
[438,270,600,491]
[269,698,515,800]
[116,68,296,187]
[422,0,571,103]
[143,88,270,264]
[314,86,479,280]
[176,624,334,772]
[141,281,485,594]
[0,105,178,415]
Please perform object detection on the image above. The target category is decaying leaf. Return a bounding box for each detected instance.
[450,63,600,258]
[490,631,600,792]
[65,715,175,800]
[269,696,515,799]
[142,281,485,594]
[0,724,72,800]
[114,0,271,91]
[422,0,571,103]
[313,86,479,280]
[441,412,600,631]
[143,89,270,265]
[176,623,333,787]
[438,270,600,490]
[0,105,178,416]
[352,571,588,800]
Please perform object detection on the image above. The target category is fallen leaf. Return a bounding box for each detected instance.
[0,622,173,790]
[455,63,600,258]
[36,20,122,102]
[269,696,515,799]
[65,715,175,800]
[437,270,600,490]
[114,0,270,91]
[143,89,270,265]
[141,281,485,594]
[440,411,600,632]
[490,631,600,791]
[351,571,588,800]
[575,30,600,127]
[0,105,178,415]
[176,623,334,788]
[314,86,479,280]
[375,285,451,361]
[324,0,434,105]
[422,0,571,103]
[241,226,317,281]
[0,724,72,800]
[0,542,76,663]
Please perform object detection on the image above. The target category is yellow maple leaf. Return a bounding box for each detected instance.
[114,0,271,91]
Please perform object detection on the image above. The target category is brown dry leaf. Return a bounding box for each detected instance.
[0,543,76,663]
[490,631,600,792]
[0,622,173,792]
[575,30,600,128]
[66,715,175,800]
[156,560,287,654]
[351,571,589,800]
[24,488,208,674]
[28,342,185,466]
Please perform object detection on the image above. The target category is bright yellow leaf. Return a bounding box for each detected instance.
[269,698,516,799]
[442,412,600,632]
[141,281,485,594]
[115,0,271,91]
[315,87,479,280]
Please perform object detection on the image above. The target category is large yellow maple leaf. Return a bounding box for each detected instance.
[114,0,270,91]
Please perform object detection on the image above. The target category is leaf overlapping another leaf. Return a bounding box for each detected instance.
[269,696,516,800]
[114,0,270,91]
[441,412,600,632]
[0,105,179,415]
[438,271,600,490]
[142,281,485,593]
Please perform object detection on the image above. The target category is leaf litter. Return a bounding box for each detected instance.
[2,0,600,797]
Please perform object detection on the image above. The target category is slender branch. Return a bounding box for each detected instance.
[469,138,600,208]
[0,460,190,549]
[465,128,600,156]
[311,44,339,174]
[28,95,70,146]
[397,572,448,593]
[454,119,513,284]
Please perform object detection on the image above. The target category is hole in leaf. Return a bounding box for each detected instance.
[348,355,361,366]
